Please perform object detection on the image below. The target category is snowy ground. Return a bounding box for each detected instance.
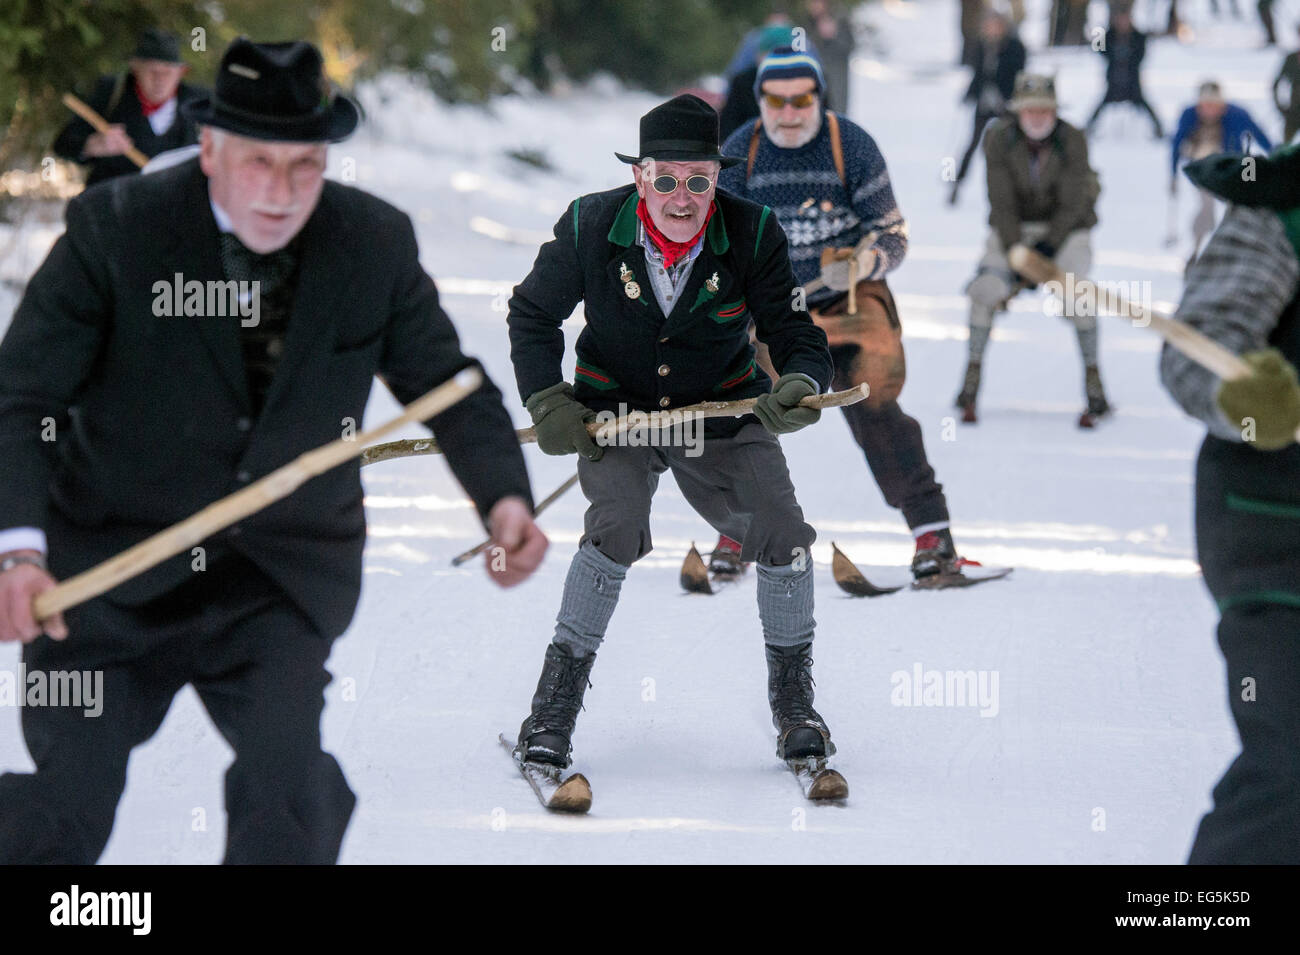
[0,0,1281,862]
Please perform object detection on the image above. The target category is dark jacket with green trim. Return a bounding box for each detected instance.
[507,184,831,425]
[1166,150,1300,611]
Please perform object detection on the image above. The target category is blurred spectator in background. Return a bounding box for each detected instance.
[53,27,205,188]
[724,6,796,80]
[1049,0,1090,45]
[949,10,1025,205]
[720,24,808,139]
[1165,0,1183,38]
[959,0,986,67]
[1085,7,1163,139]
[1207,0,1242,18]
[803,0,855,113]
[1259,0,1279,45]
[957,73,1108,427]
[1172,81,1273,263]
[1273,25,1300,140]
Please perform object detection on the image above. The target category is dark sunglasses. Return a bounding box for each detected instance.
[761,91,817,109]
[650,173,715,195]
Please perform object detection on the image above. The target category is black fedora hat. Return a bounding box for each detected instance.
[615,94,742,167]
[183,38,359,143]
[132,27,183,64]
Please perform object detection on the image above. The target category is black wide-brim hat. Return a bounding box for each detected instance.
[615,93,742,167]
[132,27,183,64]
[183,38,359,143]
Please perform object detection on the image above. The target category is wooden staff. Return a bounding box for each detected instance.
[450,472,579,567]
[1008,245,1300,444]
[32,368,483,621]
[361,383,871,464]
[61,92,151,169]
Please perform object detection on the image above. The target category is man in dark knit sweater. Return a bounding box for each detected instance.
[717,47,987,583]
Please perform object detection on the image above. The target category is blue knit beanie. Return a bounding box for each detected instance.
[753,46,825,100]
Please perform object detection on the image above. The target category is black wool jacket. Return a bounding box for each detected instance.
[507,184,831,421]
[0,159,532,637]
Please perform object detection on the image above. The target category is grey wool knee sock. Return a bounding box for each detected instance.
[967,322,992,363]
[553,541,628,657]
[1074,323,1099,367]
[756,560,816,648]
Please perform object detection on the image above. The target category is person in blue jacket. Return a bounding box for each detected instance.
[1171,81,1273,263]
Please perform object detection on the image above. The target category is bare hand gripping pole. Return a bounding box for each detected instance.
[32,368,483,621]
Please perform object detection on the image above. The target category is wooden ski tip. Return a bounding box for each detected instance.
[831,542,902,597]
[680,543,714,595]
[807,769,849,801]
[549,773,593,813]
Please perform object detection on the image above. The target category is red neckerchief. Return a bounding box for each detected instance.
[134,81,171,117]
[636,199,715,268]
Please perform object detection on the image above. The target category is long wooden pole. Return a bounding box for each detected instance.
[32,368,482,621]
[449,472,580,567]
[361,383,870,465]
[1007,245,1300,443]
[61,92,151,169]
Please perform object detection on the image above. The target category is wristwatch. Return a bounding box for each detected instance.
[0,554,47,574]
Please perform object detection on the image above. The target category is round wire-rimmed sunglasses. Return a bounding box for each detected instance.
[649,174,715,195]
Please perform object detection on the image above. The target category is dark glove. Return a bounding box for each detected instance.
[753,373,821,435]
[1031,240,1056,260]
[1215,348,1300,451]
[525,382,604,460]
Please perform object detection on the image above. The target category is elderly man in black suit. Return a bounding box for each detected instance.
[506,95,839,780]
[53,27,208,187]
[0,38,546,863]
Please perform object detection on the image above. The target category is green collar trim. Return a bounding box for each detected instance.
[707,202,729,255]
[1218,591,1300,612]
[607,191,730,255]
[608,192,639,246]
[1278,206,1300,263]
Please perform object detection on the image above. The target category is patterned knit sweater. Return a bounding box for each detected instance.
[720,110,908,307]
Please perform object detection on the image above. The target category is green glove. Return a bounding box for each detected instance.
[753,373,821,435]
[1215,348,1300,451]
[525,382,604,461]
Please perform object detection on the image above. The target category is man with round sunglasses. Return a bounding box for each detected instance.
[714,47,987,586]
[507,94,841,776]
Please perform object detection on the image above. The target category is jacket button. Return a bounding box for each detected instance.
[657,364,670,376]
[236,417,252,432]
[659,396,671,408]
[236,470,251,483]
[229,525,242,537]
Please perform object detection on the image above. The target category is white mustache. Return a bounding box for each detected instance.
[250,204,301,217]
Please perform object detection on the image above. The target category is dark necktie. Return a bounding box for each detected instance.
[217,232,300,414]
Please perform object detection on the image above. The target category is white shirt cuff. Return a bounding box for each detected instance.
[0,527,47,556]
